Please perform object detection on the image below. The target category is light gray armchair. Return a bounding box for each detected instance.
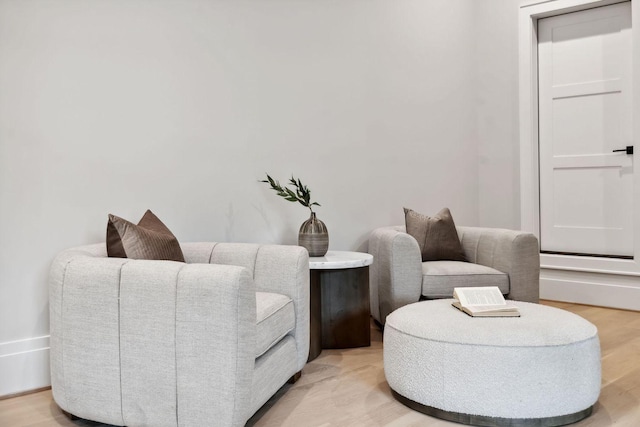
[50,242,309,427]
[369,226,540,325]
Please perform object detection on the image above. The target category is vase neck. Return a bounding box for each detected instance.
[310,212,316,219]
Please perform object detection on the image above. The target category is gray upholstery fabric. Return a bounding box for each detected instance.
[49,244,106,417]
[457,227,540,303]
[252,244,310,370]
[422,261,509,298]
[120,261,184,427]
[368,227,422,325]
[180,241,217,263]
[210,243,261,275]
[384,300,600,419]
[369,225,540,325]
[188,242,310,371]
[256,292,295,358]
[251,336,298,414]
[49,242,309,427]
[175,263,256,427]
[59,255,127,425]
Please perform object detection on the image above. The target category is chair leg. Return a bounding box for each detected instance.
[288,371,302,384]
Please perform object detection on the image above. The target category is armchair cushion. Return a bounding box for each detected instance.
[421,261,509,298]
[404,207,467,262]
[255,292,295,358]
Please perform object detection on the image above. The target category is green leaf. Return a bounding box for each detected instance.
[260,173,321,211]
[285,188,297,198]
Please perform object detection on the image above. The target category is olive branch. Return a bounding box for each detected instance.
[261,174,321,213]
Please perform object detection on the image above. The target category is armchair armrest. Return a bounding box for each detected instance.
[456,226,540,303]
[176,263,256,427]
[180,242,310,372]
[253,245,309,371]
[368,226,422,324]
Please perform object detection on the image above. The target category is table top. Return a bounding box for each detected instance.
[309,251,373,270]
[386,299,598,347]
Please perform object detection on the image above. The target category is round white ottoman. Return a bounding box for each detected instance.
[384,300,601,426]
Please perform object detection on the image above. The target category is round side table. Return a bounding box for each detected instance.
[308,251,374,361]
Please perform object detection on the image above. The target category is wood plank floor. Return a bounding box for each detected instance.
[1,301,639,427]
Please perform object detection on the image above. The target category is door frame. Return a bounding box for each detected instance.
[520,0,640,275]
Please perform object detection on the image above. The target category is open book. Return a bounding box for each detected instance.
[452,286,520,317]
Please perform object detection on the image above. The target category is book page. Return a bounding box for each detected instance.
[452,300,520,317]
[454,286,506,306]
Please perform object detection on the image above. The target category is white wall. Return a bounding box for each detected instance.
[0,0,519,396]
[476,0,521,229]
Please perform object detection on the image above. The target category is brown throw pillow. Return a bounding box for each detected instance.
[404,207,467,262]
[106,210,185,262]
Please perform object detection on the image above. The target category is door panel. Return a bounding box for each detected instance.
[538,2,633,257]
[552,91,621,156]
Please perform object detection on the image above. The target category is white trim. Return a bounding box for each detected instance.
[540,253,640,274]
[0,335,49,356]
[520,0,629,14]
[541,269,640,311]
[519,0,640,271]
[0,336,51,397]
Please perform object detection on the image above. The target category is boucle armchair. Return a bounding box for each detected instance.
[369,226,540,325]
[49,242,309,427]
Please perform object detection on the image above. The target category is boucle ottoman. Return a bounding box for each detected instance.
[384,300,601,426]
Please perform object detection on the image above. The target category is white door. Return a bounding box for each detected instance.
[538,2,633,258]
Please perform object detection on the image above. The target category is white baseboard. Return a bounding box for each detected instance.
[540,268,640,311]
[0,336,51,397]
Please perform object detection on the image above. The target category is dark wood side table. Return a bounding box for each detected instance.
[308,251,374,362]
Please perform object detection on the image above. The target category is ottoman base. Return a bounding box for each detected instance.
[391,389,594,427]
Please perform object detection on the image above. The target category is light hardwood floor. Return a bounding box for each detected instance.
[1,301,639,427]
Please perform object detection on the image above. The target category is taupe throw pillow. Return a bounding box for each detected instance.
[107,210,185,262]
[404,207,467,262]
